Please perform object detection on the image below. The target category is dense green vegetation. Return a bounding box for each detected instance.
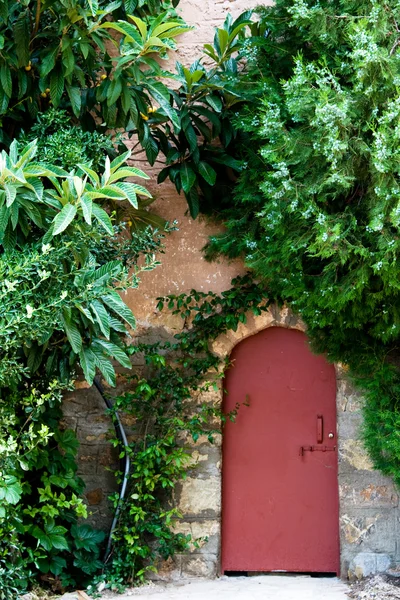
[207,0,400,487]
[4,0,400,594]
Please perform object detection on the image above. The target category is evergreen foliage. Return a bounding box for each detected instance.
[0,137,167,593]
[206,0,400,485]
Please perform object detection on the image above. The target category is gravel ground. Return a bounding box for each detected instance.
[348,576,400,600]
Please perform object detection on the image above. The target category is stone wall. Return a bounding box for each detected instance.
[62,0,400,583]
[65,303,400,581]
[336,369,399,579]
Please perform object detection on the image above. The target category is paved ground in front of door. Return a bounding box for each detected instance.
[103,575,349,600]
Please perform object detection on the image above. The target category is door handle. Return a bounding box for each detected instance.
[317,415,323,444]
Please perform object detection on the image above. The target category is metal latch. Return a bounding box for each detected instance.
[300,445,336,456]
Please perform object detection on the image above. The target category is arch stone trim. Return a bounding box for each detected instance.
[211,304,305,359]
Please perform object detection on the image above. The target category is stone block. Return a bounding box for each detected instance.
[173,520,220,555]
[337,379,363,413]
[59,416,78,431]
[148,556,182,581]
[181,554,218,578]
[98,444,119,469]
[339,473,398,508]
[339,439,374,473]
[85,488,103,506]
[77,446,98,475]
[337,413,363,443]
[187,447,222,479]
[177,477,221,517]
[76,423,112,444]
[348,552,391,579]
[340,510,396,553]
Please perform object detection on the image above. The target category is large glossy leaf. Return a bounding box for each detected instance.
[53,203,77,235]
[180,163,196,194]
[198,161,217,186]
[79,347,97,385]
[62,312,83,354]
[90,300,111,339]
[93,339,131,369]
[92,204,114,234]
[102,290,136,329]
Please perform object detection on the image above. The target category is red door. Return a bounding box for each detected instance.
[222,327,339,574]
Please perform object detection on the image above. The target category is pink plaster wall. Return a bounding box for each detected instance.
[125,0,265,324]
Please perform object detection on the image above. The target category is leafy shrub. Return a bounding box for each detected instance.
[0,379,106,592]
[206,0,400,483]
[0,0,188,143]
[19,109,115,172]
[0,133,169,590]
[91,275,267,590]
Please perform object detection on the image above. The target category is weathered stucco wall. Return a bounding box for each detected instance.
[62,0,400,583]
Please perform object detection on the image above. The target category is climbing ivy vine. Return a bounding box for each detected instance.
[91,275,269,591]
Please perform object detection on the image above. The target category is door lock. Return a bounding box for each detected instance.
[300,445,336,456]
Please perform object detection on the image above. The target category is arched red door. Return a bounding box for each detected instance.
[222,327,339,574]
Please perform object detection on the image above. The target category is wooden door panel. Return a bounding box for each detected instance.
[222,328,339,574]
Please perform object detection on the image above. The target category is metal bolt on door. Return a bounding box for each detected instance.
[222,327,339,574]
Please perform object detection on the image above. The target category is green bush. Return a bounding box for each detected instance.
[0,0,188,143]
[19,109,115,172]
[206,0,400,484]
[0,134,169,592]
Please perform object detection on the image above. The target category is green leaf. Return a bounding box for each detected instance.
[102,290,136,329]
[90,300,111,339]
[93,339,131,369]
[99,21,142,46]
[79,347,97,385]
[66,85,81,117]
[186,185,199,219]
[62,312,83,354]
[50,66,64,107]
[92,350,116,386]
[217,28,229,55]
[14,10,31,68]
[4,184,17,207]
[80,194,93,225]
[92,204,114,234]
[180,163,196,194]
[77,164,100,186]
[0,63,12,98]
[87,0,99,17]
[0,476,22,505]
[71,523,106,551]
[88,186,125,200]
[53,203,77,235]
[198,161,217,186]
[107,77,123,107]
[62,44,75,77]
[146,81,181,132]
[40,46,59,78]
[205,94,223,113]
[130,16,147,41]
[108,166,150,181]
[49,556,67,576]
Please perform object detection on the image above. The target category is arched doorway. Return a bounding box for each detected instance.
[222,327,340,574]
